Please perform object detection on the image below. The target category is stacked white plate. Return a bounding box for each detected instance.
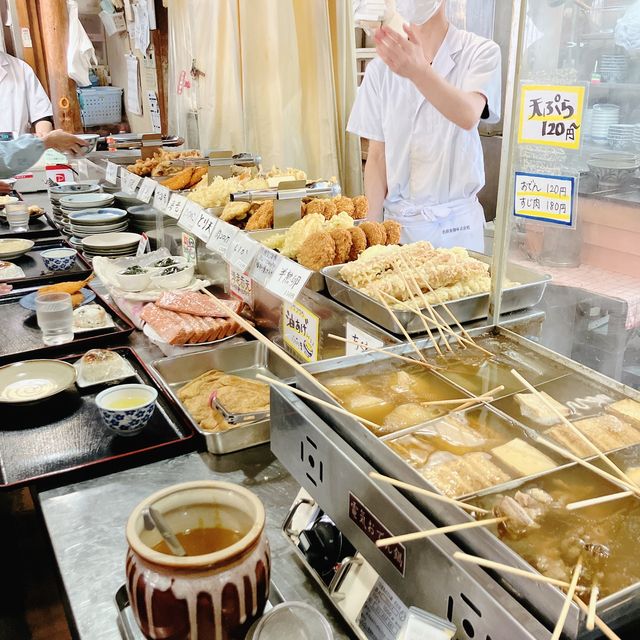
[49,184,103,230]
[82,232,142,259]
[599,54,627,83]
[69,208,129,238]
[127,205,176,233]
[608,124,636,151]
[590,104,620,145]
[634,124,640,151]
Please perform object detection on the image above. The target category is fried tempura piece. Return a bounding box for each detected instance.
[329,229,352,264]
[322,200,337,220]
[70,293,84,307]
[221,201,252,222]
[162,167,194,190]
[352,195,369,220]
[245,201,274,230]
[360,221,386,246]
[39,275,93,297]
[383,220,402,245]
[347,226,367,261]
[333,196,355,217]
[297,231,336,271]
[188,166,208,188]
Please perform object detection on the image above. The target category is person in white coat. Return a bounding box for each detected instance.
[348,0,501,251]
[0,51,54,137]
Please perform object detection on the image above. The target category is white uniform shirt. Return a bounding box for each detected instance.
[0,53,53,136]
[347,25,501,249]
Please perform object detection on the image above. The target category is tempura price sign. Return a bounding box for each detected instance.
[205,220,239,257]
[121,169,142,194]
[249,247,281,287]
[153,185,171,212]
[518,84,586,150]
[228,266,253,306]
[514,171,577,227]
[105,161,119,184]
[137,177,157,203]
[267,260,311,303]
[345,321,385,356]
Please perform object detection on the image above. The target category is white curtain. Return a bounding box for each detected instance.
[168,0,362,195]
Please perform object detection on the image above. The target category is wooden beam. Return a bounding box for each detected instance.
[152,0,168,135]
[15,0,49,95]
[37,0,82,132]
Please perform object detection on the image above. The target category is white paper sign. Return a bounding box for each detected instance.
[121,169,141,195]
[137,177,157,203]
[282,301,320,363]
[345,321,385,356]
[178,201,200,232]
[228,266,253,306]
[191,208,217,243]
[136,233,149,256]
[166,193,187,219]
[206,220,239,256]
[249,246,281,287]
[266,259,312,303]
[105,161,119,185]
[357,578,408,640]
[228,234,260,274]
[153,184,171,212]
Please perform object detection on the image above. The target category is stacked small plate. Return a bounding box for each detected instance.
[49,183,102,230]
[608,124,636,151]
[599,54,627,83]
[127,205,176,234]
[57,193,116,237]
[69,208,129,240]
[82,232,142,259]
[590,104,620,145]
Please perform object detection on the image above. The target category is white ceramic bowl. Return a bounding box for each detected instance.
[0,359,77,404]
[147,256,188,274]
[75,133,99,154]
[0,238,34,260]
[95,383,157,436]
[150,263,195,290]
[41,247,78,272]
[116,268,151,292]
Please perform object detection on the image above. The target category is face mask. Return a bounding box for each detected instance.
[396,0,443,25]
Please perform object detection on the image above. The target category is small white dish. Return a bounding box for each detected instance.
[0,359,77,404]
[150,263,195,290]
[0,238,34,260]
[116,267,151,292]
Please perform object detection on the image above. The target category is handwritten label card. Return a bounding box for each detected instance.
[267,259,312,303]
[181,232,197,264]
[137,177,157,203]
[205,219,238,256]
[345,321,385,356]
[228,266,253,306]
[153,184,171,212]
[166,193,188,219]
[282,301,319,363]
[228,234,260,274]
[518,84,585,150]
[105,161,119,185]
[121,169,141,194]
[514,171,577,227]
[249,246,281,287]
[191,207,217,243]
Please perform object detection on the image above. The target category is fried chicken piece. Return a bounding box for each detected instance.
[329,229,352,265]
[360,221,386,247]
[188,166,208,188]
[347,226,367,261]
[383,220,402,245]
[151,160,181,178]
[221,201,252,222]
[162,167,194,190]
[297,231,336,271]
[245,201,274,230]
[352,195,369,220]
[333,196,355,217]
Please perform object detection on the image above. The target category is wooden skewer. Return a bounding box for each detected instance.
[587,583,599,632]
[376,292,429,364]
[407,295,450,355]
[567,490,633,511]
[573,595,621,640]
[511,369,640,493]
[550,558,583,640]
[199,288,339,400]
[369,472,489,515]
[422,397,495,406]
[254,374,382,431]
[454,385,504,412]
[326,333,437,370]
[376,517,506,547]
[452,552,587,592]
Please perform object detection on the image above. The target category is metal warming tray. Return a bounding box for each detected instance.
[151,341,296,454]
[322,252,551,334]
[289,327,640,637]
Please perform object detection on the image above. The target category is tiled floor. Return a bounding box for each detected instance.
[0,489,71,640]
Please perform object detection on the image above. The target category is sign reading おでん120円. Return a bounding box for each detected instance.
[518,84,586,150]
[514,171,577,227]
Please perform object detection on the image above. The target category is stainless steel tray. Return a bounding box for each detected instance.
[291,327,640,637]
[151,341,296,454]
[322,252,551,334]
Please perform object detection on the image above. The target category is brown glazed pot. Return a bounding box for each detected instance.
[126,481,270,640]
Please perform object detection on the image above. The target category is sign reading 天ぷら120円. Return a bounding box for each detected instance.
[518,84,586,150]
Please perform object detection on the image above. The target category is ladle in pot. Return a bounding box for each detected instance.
[143,506,187,557]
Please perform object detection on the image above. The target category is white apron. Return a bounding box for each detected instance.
[385,196,485,252]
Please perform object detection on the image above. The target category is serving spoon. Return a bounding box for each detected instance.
[143,506,187,557]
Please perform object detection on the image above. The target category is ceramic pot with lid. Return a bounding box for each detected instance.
[126,481,270,640]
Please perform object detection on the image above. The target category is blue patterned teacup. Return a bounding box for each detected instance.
[95,384,158,437]
[41,248,77,272]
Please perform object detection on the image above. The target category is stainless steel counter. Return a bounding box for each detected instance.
[38,450,352,640]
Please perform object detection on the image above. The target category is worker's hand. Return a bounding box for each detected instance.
[43,130,88,156]
[374,24,429,82]
[0,181,13,195]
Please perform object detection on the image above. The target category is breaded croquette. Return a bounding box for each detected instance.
[347,227,367,261]
[329,229,352,265]
[333,196,355,217]
[322,200,337,220]
[297,231,336,271]
[352,195,369,219]
[245,201,274,230]
[360,221,386,247]
[382,220,402,245]
[305,199,325,217]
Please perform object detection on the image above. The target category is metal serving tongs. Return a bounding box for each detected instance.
[143,507,187,557]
